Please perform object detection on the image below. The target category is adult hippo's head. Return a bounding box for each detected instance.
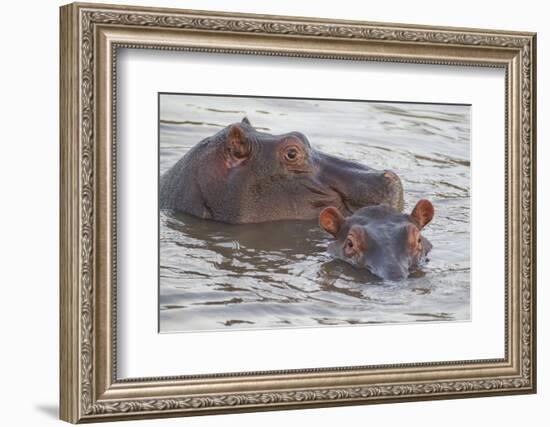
[160,118,404,224]
[319,200,435,280]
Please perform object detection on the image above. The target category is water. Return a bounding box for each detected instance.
[159,94,471,333]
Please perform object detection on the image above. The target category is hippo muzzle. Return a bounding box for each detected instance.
[314,152,404,215]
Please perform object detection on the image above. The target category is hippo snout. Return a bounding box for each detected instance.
[371,263,410,281]
[345,169,404,213]
[382,170,404,212]
[383,170,399,182]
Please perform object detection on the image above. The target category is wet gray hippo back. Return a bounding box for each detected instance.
[160,117,404,224]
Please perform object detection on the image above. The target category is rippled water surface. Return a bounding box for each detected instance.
[159,94,470,333]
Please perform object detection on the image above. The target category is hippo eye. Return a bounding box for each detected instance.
[285,147,299,161]
[346,239,354,248]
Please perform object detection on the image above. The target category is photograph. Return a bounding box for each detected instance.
[158,94,471,333]
[57,2,536,422]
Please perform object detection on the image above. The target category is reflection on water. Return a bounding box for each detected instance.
[159,95,471,333]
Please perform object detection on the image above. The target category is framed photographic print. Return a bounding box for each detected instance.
[59,2,537,423]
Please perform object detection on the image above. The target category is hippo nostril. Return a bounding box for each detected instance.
[381,170,404,212]
[385,269,409,281]
[383,170,399,182]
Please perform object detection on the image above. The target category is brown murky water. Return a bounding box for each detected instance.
[159,94,470,333]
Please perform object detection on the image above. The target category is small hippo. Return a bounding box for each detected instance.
[160,118,404,224]
[319,199,435,280]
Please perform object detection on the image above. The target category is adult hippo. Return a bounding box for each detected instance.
[319,199,434,280]
[160,117,404,224]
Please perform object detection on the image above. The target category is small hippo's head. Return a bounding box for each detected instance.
[319,200,435,281]
[160,118,404,224]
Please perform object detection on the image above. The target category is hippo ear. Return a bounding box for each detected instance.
[226,124,250,166]
[410,199,434,229]
[319,207,345,237]
[241,117,252,127]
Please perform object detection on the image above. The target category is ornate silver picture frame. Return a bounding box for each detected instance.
[60,2,536,423]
